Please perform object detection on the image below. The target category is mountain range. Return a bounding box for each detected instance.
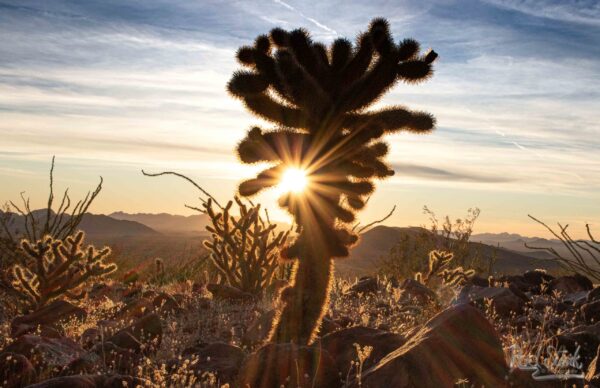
[2,210,567,277]
[109,212,209,234]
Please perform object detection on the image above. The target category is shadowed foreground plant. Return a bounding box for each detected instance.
[203,197,289,296]
[12,231,117,310]
[229,18,437,344]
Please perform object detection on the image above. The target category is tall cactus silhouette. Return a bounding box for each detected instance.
[229,18,437,344]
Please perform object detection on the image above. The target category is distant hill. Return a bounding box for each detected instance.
[109,212,209,234]
[471,232,566,259]
[0,210,158,238]
[337,225,560,277]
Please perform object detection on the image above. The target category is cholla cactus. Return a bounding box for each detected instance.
[229,18,437,344]
[11,231,116,310]
[416,250,474,286]
[203,197,289,296]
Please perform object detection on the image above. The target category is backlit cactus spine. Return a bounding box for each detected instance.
[12,231,116,310]
[203,197,289,296]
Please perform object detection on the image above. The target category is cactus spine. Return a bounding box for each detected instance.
[203,197,289,296]
[229,18,437,344]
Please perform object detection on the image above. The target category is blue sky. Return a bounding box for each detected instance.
[0,0,599,236]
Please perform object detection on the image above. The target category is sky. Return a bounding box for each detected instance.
[0,0,599,238]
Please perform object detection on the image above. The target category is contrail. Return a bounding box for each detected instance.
[273,0,337,35]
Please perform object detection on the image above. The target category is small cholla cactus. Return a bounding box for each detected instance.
[229,18,437,344]
[203,197,289,296]
[416,250,474,286]
[11,231,116,310]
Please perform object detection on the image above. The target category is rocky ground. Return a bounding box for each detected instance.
[2,271,600,387]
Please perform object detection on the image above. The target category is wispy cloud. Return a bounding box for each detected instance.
[0,0,598,231]
[482,0,600,26]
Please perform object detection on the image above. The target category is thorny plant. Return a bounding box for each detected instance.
[527,215,600,282]
[12,231,117,311]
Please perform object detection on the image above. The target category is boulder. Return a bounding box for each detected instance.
[207,283,255,302]
[346,277,378,296]
[398,279,437,305]
[316,326,405,377]
[555,329,600,367]
[25,374,151,387]
[113,297,154,321]
[182,342,246,383]
[11,300,87,338]
[588,287,600,303]
[152,292,182,315]
[1,334,83,371]
[0,352,36,387]
[523,269,554,287]
[358,304,508,387]
[108,313,162,352]
[238,343,339,388]
[65,342,141,375]
[457,286,526,317]
[546,274,593,295]
[582,300,600,323]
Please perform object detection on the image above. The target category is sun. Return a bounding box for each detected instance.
[278,167,308,194]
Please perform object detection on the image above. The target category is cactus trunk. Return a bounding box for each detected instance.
[269,230,334,345]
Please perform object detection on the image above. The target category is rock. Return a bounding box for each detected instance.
[586,345,600,385]
[555,330,600,366]
[346,277,378,296]
[197,296,212,310]
[80,328,101,349]
[523,269,554,287]
[1,334,83,371]
[207,283,255,302]
[108,313,162,352]
[398,279,437,305]
[546,274,593,295]
[113,297,154,321]
[0,352,36,387]
[467,275,490,287]
[11,300,87,338]
[319,315,341,336]
[238,343,339,388]
[65,342,141,375]
[152,292,182,315]
[334,315,353,328]
[589,287,600,303]
[182,342,246,383]
[107,331,143,353]
[582,300,600,323]
[242,309,276,347]
[563,290,589,307]
[25,374,151,387]
[316,326,405,377]
[358,304,508,387]
[457,286,526,317]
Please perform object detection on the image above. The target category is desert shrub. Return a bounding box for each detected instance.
[203,197,290,296]
[380,206,489,280]
[230,18,437,344]
[11,230,117,310]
